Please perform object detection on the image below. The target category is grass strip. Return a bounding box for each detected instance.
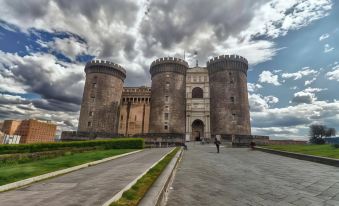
[263,144,339,159]
[0,149,136,186]
[111,147,180,206]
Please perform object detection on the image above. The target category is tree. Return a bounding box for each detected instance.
[309,124,337,144]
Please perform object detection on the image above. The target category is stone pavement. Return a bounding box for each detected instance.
[166,143,339,206]
[0,148,171,206]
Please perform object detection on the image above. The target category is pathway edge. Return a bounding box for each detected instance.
[102,147,177,206]
[138,148,183,206]
[256,146,339,167]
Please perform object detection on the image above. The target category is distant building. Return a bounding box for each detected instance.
[2,119,57,144]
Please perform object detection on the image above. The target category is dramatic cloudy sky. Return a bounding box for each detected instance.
[0,0,338,139]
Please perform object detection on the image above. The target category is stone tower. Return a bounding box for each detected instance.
[207,55,251,136]
[149,57,188,134]
[78,60,126,133]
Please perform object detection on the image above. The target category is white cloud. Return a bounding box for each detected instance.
[326,65,339,81]
[324,44,334,53]
[291,87,326,104]
[319,33,330,41]
[292,91,316,104]
[0,51,84,106]
[242,0,333,39]
[258,70,281,86]
[304,77,316,86]
[281,67,318,80]
[247,83,262,93]
[46,37,89,61]
[264,96,279,104]
[251,99,339,140]
[249,93,279,112]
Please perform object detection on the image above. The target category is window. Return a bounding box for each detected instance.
[165,96,169,102]
[192,87,203,98]
[91,97,95,102]
[230,97,235,103]
[92,83,96,88]
[166,82,170,89]
[135,115,137,121]
[232,113,236,120]
[164,125,168,130]
[88,121,92,127]
[121,115,123,121]
[89,111,94,116]
[230,80,234,84]
[164,113,169,120]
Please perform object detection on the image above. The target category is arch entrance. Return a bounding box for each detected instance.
[191,119,204,141]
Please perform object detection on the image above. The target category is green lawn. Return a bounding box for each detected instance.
[0,149,136,186]
[263,144,339,159]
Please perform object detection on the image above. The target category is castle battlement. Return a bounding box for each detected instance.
[150,57,189,68]
[86,59,126,75]
[150,57,189,77]
[207,54,248,66]
[85,59,126,80]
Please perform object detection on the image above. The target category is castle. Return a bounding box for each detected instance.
[76,54,251,142]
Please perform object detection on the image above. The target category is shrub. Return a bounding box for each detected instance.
[333,144,339,148]
[0,138,144,154]
[310,137,325,145]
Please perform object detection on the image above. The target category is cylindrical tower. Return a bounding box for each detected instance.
[78,59,126,133]
[207,55,251,136]
[149,57,188,134]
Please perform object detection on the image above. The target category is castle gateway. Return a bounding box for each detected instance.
[77,55,251,141]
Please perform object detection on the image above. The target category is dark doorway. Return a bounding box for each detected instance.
[191,119,204,141]
[192,87,203,98]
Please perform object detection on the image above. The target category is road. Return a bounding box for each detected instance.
[166,143,339,206]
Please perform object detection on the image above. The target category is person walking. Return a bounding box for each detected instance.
[214,135,221,153]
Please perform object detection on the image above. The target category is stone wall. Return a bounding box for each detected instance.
[78,60,126,133]
[118,87,151,136]
[207,55,251,136]
[149,57,188,134]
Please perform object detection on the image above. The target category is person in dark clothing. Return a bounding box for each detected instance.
[250,141,256,150]
[214,136,221,153]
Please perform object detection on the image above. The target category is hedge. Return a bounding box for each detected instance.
[0,138,144,154]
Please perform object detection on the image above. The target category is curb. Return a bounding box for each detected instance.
[0,150,142,192]
[138,148,183,206]
[102,147,177,206]
[256,146,339,167]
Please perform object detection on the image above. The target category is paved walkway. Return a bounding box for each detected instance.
[166,143,339,206]
[0,148,171,206]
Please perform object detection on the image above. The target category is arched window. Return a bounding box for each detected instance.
[192,87,203,98]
